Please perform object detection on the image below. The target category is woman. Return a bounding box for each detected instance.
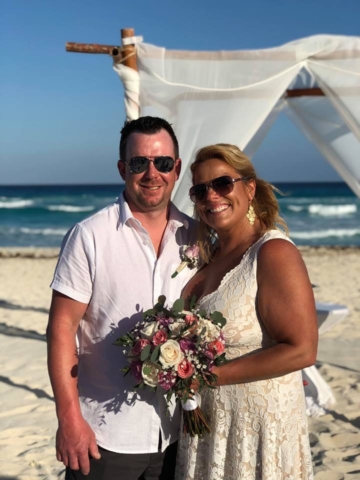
[175,144,317,480]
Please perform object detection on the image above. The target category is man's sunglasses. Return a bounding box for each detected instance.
[189,175,249,203]
[123,156,175,174]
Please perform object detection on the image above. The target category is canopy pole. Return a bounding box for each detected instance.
[286,88,324,97]
[66,42,121,55]
[65,27,138,72]
[119,28,138,71]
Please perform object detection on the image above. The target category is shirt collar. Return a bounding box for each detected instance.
[116,191,189,230]
[117,191,138,228]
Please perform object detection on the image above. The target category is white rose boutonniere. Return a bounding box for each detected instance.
[171,244,200,279]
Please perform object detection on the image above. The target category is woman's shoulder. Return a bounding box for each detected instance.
[261,229,293,244]
[250,229,293,257]
[256,230,303,270]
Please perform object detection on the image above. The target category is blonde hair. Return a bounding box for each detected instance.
[190,144,288,263]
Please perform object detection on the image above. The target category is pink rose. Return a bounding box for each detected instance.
[132,338,150,356]
[184,314,197,326]
[207,339,225,357]
[177,358,195,379]
[184,245,199,258]
[152,329,168,346]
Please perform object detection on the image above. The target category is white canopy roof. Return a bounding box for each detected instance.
[113,35,360,214]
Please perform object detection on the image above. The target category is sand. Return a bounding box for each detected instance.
[0,246,359,479]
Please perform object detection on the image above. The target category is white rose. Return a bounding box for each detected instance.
[196,319,220,341]
[140,321,158,340]
[141,361,161,387]
[159,340,184,368]
[168,320,185,336]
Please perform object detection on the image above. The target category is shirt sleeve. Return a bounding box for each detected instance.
[50,224,95,304]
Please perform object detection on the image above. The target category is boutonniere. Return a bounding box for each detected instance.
[171,245,200,278]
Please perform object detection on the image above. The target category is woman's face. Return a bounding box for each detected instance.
[192,158,255,233]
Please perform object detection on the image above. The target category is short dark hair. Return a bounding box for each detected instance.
[119,116,179,160]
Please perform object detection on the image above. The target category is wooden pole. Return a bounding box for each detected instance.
[119,28,138,71]
[65,27,138,72]
[66,42,121,55]
[286,88,325,97]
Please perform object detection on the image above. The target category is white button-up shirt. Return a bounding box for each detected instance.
[50,193,197,453]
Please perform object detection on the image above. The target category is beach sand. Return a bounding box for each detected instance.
[0,247,359,479]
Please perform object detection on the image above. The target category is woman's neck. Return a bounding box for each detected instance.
[215,224,263,260]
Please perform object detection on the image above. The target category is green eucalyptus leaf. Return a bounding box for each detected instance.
[189,295,197,310]
[140,344,151,361]
[210,311,222,322]
[210,310,227,327]
[150,345,160,363]
[172,298,185,313]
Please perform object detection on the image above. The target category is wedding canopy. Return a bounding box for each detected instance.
[112,34,360,214]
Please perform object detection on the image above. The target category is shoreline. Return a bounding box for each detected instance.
[0,245,359,259]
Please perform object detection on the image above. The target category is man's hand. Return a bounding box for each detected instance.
[56,416,101,475]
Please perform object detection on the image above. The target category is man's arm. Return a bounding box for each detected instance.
[47,291,101,475]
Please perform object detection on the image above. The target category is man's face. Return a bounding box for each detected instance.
[118,129,181,215]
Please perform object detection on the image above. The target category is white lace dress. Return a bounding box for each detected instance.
[175,230,314,480]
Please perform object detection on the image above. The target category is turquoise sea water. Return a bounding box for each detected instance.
[0,183,359,247]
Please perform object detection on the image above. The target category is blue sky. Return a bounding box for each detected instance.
[1,0,359,185]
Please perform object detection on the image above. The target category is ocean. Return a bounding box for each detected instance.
[0,183,359,248]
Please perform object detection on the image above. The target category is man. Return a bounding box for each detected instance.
[47,116,197,479]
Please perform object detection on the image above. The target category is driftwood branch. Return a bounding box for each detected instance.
[66,29,138,71]
[66,42,122,56]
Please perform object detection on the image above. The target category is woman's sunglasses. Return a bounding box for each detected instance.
[123,156,175,174]
[189,175,249,203]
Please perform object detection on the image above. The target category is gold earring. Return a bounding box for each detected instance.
[246,205,256,225]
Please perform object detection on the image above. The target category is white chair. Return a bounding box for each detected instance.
[303,302,349,417]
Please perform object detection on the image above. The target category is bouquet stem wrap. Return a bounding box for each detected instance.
[181,395,210,437]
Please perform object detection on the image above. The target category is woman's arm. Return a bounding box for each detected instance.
[212,239,318,386]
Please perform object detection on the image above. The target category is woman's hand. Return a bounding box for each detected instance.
[189,365,220,391]
[189,379,200,392]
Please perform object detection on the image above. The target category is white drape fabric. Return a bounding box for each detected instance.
[113,62,140,121]
[112,34,360,213]
[285,96,360,197]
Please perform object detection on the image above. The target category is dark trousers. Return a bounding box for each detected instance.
[65,441,178,480]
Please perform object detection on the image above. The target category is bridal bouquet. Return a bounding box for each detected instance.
[114,295,227,437]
